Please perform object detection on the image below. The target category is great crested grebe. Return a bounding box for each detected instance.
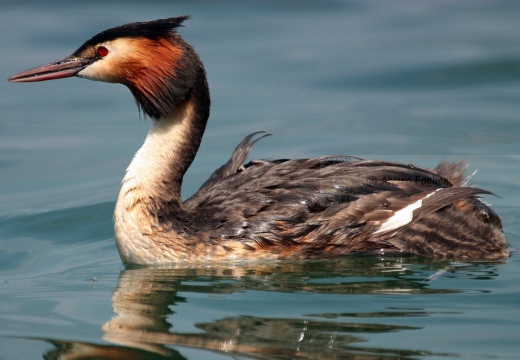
[9,17,509,264]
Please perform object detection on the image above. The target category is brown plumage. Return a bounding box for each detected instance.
[8,17,509,264]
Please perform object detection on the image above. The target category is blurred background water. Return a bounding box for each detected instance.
[1,1,519,359]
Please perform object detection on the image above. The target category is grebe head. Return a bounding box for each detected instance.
[8,16,205,119]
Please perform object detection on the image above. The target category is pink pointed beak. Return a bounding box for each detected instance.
[8,55,94,83]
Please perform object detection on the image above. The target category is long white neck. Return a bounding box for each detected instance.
[113,98,203,263]
[122,99,194,206]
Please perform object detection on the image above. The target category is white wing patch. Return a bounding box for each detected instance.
[373,189,441,235]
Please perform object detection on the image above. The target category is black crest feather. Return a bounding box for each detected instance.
[73,16,190,55]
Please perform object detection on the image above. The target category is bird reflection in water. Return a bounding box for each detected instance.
[37,258,492,359]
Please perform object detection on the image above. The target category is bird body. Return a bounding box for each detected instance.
[8,17,509,264]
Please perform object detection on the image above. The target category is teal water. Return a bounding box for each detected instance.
[1,1,520,359]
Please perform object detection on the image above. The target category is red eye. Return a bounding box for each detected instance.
[97,46,109,57]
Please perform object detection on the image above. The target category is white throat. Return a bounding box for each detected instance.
[114,100,194,263]
[123,100,193,200]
